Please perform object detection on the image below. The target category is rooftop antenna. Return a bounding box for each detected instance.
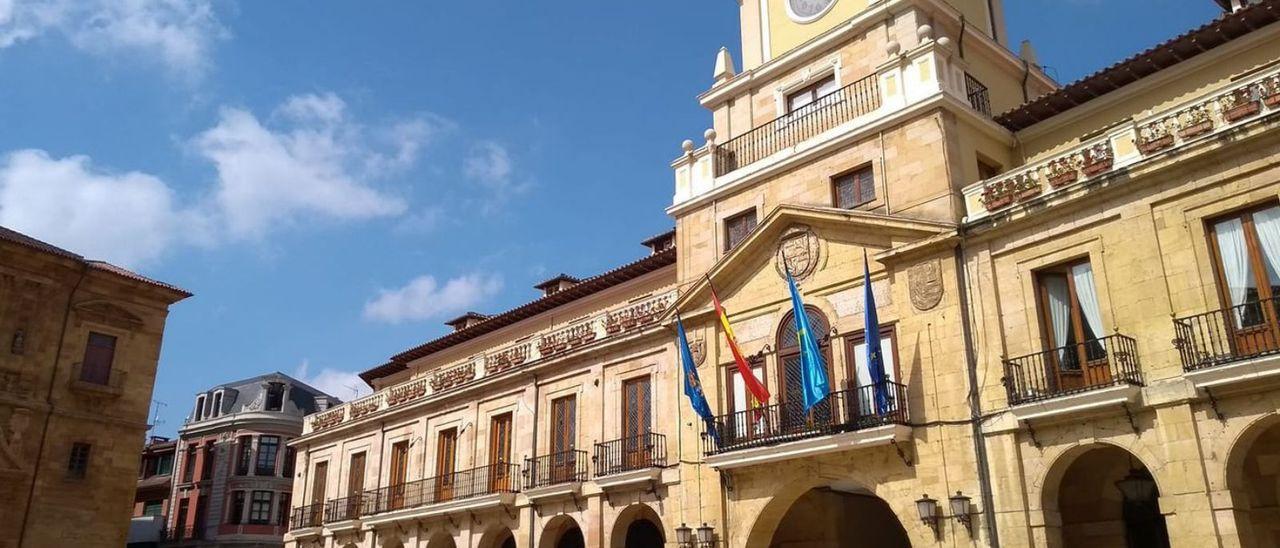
[147,399,167,432]
[343,383,362,400]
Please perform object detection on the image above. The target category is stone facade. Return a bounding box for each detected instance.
[0,226,190,548]
[283,1,1280,547]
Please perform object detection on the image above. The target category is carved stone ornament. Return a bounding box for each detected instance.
[774,225,822,282]
[0,406,32,473]
[688,338,707,366]
[908,259,944,311]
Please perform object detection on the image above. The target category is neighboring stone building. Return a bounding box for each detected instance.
[165,373,338,547]
[0,225,191,548]
[282,1,1280,547]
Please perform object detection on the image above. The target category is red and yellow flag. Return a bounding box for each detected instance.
[709,280,770,405]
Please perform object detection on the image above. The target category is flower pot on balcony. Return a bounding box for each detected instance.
[983,194,1014,211]
[1265,93,1280,109]
[1047,171,1078,188]
[1178,120,1213,139]
[1082,159,1114,177]
[1137,135,1174,155]
[1017,187,1042,202]
[1225,100,1261,122]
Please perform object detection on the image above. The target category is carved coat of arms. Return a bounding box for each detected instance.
[774,225,822,281]
[688,338,707,366]
[908,260,945,311]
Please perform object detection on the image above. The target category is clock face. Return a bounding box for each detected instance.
[787,0,836,21]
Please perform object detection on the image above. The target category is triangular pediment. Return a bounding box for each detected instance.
[666,204,952,324]
[74,300,145,329]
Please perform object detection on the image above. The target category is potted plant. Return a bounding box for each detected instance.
[980,178,1016,210]
[1263,75,1280,108]
[1014,173,1043,202]
[1043,157,1078,188]
[1081,142,1114,176]
[1137,121,1174,154]
[1176,107,1213,139]
[1222,87,1261,122]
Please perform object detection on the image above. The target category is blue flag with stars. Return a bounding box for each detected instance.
[864,250,892,415]
[677,315,719,446]
[785,263,830,413]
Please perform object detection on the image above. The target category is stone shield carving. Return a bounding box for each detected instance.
[775,225,822,282]
[689,338,707,366]
[908,260,944,311]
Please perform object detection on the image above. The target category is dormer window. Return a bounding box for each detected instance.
[211,391,223,417]
[265,382,284,412]
[194,395,206,421]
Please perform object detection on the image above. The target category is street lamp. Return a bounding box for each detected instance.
[696,523,715,547]
[949,491,973,533]
[916,493,940,533]
[1115,468,1158,502]
[675,523,693,548]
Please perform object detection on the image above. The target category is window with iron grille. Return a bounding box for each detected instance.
[256,436,279,475]
[965,73,991,116]
[227,491,245,525]
[67,442,91,479]
[833,166,875,209]
[248,491,273,524]
[80,332,116,385]
[724,209,758,252]
[235,436,252,476]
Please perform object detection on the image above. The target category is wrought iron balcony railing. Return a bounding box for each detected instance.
[326,462,521,521]
[289,503,324,530]
[701,382,909,455]
[965,73,991,116]
[524,449,588,489]
[593,433,667,477]
[323,493,366,523]
[713,73,882,176]
[1174,296,1280,372]
[160,525,203,542]
[1002,334,1143,406]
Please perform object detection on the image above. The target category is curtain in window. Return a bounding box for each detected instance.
[1071,263,1106,355]
[1252,207,1280,289]
[1045,275,1073,369]
[1215,217,1252,325]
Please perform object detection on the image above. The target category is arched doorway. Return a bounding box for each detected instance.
[479,526,518,548]
[610,503,665,548]
[1227,416,1280,546]
[540,515,585,548]
[776,306,833,432]
[1046,444,1169,548]
[765,487,910,547]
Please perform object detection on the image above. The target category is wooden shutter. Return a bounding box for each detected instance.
[389,442,409,486]
[488,413,513,491]
[435,429,458,500]
[622,376,651,440]
[347,452,365,494]
[81,332,116,384]
[551,396,576,454]
[310,461,328,503]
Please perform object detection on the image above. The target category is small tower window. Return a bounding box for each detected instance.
[265,383,285,412]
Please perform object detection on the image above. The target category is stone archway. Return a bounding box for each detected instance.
[425,531,457,548]
[1224,413,1280,547]
[1040,443,1169,548]
[745,485,911,548]
[539,515,585,548]
[610,503,665,548]
[478,525,519,548]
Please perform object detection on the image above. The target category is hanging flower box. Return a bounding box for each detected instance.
[1221,87,1261,123]
[1178,120,1213,139]
[1137,134,1174,155]
[1016,185,1042,202]
[1043,158,1078,188]
[983,194,1014,210]
[1265,92,1280,108]
[1082,159,1113,177]
[1225,100,1260,122]
[1080,142,1114,177]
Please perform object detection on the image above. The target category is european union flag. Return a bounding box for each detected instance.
[677,315,719,445]
[863,251,891,415]
[784,263,830,413]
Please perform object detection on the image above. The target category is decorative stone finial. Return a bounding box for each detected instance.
[1019,40,1039,67]
[682,139,695,153]
[713,47,737,84]
[937,36,952,49]
[886,40,901,56]
[704,128,717,145]
[917,24,933,42]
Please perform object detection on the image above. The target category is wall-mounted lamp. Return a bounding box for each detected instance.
[916,492,975,536]
[676,522,716,548]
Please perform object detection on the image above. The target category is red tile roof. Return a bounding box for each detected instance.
[359,247,676,386]
[0,225,191,299]
[996,0,1280,131]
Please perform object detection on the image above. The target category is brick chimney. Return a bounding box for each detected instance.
[534,274,580,297]
[445,312,489,331]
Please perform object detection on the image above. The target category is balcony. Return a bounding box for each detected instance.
[306,289,676,434]
[522,449,587,502]
[1174,297,1280,389]
[289,503,324,531]
[1002,334,1143,417]
[160,526,203,543]
[592,433,667,490]
[68,362,126,397]
[701,383,910,469]
[713,74,881,176]
[327,463,521,527]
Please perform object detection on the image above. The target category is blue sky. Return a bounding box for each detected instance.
[0,0,1221,436]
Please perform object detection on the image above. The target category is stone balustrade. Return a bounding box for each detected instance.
[306,288,677,433]
[963,65,1280,222]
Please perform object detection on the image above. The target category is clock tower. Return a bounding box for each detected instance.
[736,0,1007,70]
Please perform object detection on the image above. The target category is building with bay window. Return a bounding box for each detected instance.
[166,373,338,546]
[284,0,1280,547]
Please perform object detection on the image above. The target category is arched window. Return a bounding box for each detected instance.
[775,306,833,429]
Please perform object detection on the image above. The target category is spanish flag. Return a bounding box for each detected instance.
[708,279,771,405]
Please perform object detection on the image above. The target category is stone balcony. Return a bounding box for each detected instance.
[303,288,677,435]
[962,65,1280,223]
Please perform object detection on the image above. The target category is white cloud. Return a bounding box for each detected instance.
[0,0,226,78]
[363,273,503,325]
[294,359,370,402]
[463,141,513,189]
[0,149,202,266]
[0,92,440,265]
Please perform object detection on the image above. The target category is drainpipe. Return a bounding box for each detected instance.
[955,233,1000,547]
[18,262,87,548]
[527,373,540,548]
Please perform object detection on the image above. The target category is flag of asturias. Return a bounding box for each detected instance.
[677,315,719,445]
[863,250,892,415]
[784,261,830,413]
[709,279,770,406]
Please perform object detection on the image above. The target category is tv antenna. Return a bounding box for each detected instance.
[147,399,167,432]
